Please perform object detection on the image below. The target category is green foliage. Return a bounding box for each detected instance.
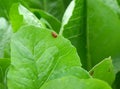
[7,25,90,89]
[0,0,120,89]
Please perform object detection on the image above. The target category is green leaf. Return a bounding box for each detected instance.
[0,58,10,89]
[31,9,61,33]
[41,76,112,89]
[89,57,115,85]
[87,0,120,69]
[10,4,45,32]
[0,17,12,58]
[61,0,120,71]
[7,25,90,89]
[60,0,87,68]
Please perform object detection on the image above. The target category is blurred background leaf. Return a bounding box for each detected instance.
[37,0,71,21]
[0,0,72,20]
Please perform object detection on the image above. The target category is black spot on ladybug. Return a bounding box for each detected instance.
[52,32,57,38]
[89,71,94,76]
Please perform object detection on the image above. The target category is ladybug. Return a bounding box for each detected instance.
[51,32,57,38]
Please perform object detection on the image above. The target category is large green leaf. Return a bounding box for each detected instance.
[7,25,91,89]
[0,17,12,58]
[61,0,120,71]
[41,76,111,89]
[10,4,45,32]
[89,57,115,85]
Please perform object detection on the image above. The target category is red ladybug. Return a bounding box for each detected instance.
[52,32,57,38]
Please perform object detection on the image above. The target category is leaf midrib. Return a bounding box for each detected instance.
[85,0,92,70]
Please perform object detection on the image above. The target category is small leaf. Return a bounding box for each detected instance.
[89,57,115,85]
